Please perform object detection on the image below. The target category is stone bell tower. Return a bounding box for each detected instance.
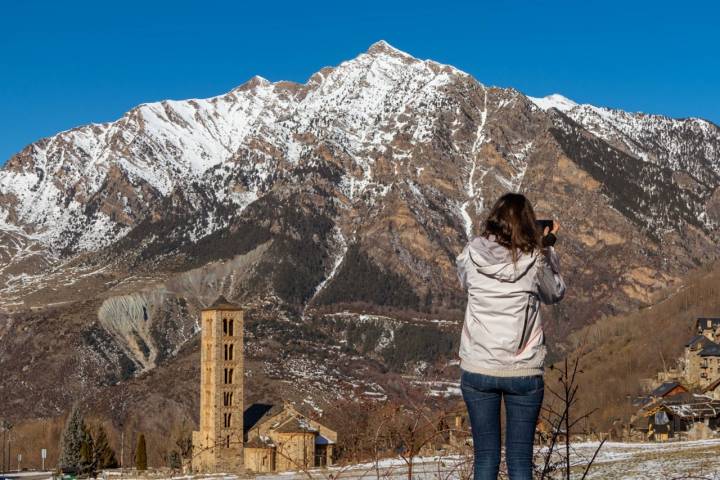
[192,296,244,473]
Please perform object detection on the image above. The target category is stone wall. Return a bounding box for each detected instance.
[244,447,275,472]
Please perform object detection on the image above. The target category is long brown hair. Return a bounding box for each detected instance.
[482,193,541,261]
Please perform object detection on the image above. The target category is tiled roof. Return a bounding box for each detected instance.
[274,416,318,434]
[245,436,274,449]
[641,393,720,420]
[650,381,686,397]
[700,343,720,357]
[686,335,714,348]
[243,403,283,434]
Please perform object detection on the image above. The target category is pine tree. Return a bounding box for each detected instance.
[79,427,94,475]
[93,425,119,469]
[135,434,147,471]
[59,406,86,472]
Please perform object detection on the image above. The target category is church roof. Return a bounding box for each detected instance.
[243,402,336,439]
[275,416,318,434]
[243,403,284,434]
[245,436,275,449]
[202,295,241,311]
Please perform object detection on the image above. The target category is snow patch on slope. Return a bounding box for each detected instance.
[529,93,578,112]
[460,88,489,240]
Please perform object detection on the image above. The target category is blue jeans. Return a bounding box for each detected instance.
[460,370,544,480]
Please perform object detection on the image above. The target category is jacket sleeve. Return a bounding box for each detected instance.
[456,243,470,291]
[536,246,566,304]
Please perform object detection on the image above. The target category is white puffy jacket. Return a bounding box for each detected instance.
[456,235,566,377]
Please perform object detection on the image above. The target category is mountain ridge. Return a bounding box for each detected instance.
[1,42,719,442]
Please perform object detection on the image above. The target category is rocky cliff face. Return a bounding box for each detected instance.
[0,41,718,423]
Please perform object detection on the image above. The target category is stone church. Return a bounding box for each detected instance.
[191,297,337,474]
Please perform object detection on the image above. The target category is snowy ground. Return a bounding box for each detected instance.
[251,439,720,479]
[568,439,720,479]
[15,439,720,479]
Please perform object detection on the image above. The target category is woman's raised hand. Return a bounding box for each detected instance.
[543,220,560,236]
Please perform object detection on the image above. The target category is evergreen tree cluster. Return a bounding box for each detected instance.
[94,426,119,470]
[59,407,84,473]
[58,406,119,474]
[135,434,147,471]
[381,323,458,371]
[315,244,420,308]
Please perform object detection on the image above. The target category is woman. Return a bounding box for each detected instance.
[456,193,566,480]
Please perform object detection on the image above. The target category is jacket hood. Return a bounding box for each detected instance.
[467,235,537,282]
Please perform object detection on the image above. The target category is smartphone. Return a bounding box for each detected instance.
[536,219,554,233]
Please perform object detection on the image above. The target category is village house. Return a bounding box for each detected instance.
[632,317,720,441]
[635,393,720,442]
[697,317,720,341]
[683,318,720,388]
[191,297,337,474]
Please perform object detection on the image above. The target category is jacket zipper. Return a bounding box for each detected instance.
[518,295,531,352]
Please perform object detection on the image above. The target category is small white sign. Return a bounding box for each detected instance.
[41,448,47,459]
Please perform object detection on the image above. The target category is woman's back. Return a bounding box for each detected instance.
[456,234,564,376]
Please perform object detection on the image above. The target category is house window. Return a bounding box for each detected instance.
[228,319,234,336]
[224,413,232,428]
[226,435,230,448]
[223,318,228,336]
[224,391,233,406]
[224,344,234,361]
[224,368,233,384]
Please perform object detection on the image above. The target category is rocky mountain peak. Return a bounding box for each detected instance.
[366,39,410,57]
[233,74,273,92]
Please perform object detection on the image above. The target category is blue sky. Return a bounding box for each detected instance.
[1,0,717,164]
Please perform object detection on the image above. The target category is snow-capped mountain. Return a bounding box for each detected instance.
[1,41,719,426]
[0,41,476,254]
[2,41,717,261]
[533,94,720,218]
